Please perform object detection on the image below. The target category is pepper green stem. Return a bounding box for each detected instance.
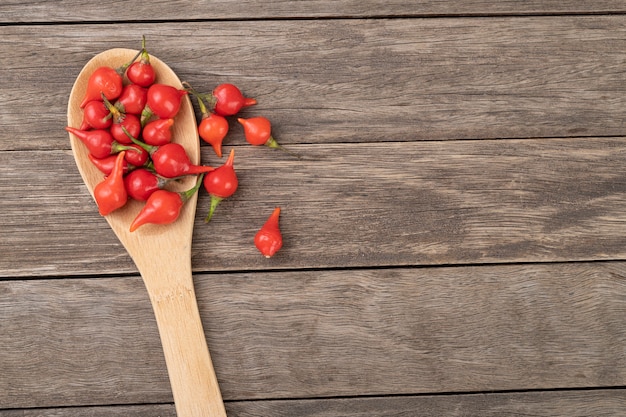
[111,141,143,155]
[181,173,205,204]
[140,106,153,127]
[122,126,155,154]
[100,92,121,122]
[117,49,142,75]
[139,35,150,63]
[182,81,217,115]
[266,136,301,159]
[187,87,209,117]
[266,136,281,149]
[143,160,155,172]
[205,195,223,223]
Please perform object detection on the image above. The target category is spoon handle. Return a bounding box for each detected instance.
[143,261,226,417]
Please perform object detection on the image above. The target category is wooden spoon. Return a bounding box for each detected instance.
[67,48,227,417]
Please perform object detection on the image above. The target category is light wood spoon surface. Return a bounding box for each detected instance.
[67,48,227,417]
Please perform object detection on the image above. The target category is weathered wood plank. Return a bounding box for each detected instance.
[1,389,626,416]
[0,1,625,23]
[2,16,626,152]
[225,390,626,417]
[3,138,626,277]
[1,262,625,407]
[0,404,175,417]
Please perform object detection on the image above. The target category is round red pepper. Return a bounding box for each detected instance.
[140,84,188,125]
[115,84,148,115]
[126,36,156,87]
[88,153,133,175]
[79,65,123,108]
[80,100,112,130]
[237,116,284,148]
[203,149,238,222]
[212,83,257,116]
[254,207,283,258]
[123,126,213,178]
[124,168,170,201]
[129,174,204,232]
[142,118,175,146]
[66,126,132,159]
[93,151,128,216]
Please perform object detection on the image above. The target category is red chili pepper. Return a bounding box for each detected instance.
[142,118,174,146]
[254,207,283,258]
[93,151,128,216]
[140,83,188,126]
[129,174,204,232]
[199,112,229,157]
[126,36,156,87]
[65,126,132,159]
[115,83,148,115]
[203,149,238,222]
[80,100,112,130]
[123,144,150,167]
[183,82,230,157]
[238,116,301,159]
[79,65,124,108]
[88,153,133,175]
[123,127,214,178]
[124,168,171,201]
[100,93,142,145]
[211,83,257,116]
[237,116,274,146]
[109,113,141,145]
[150,142,214,178]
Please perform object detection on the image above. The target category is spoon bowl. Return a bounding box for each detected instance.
[67,48,226,417]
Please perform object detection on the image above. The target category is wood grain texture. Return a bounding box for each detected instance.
[1,389,626,416]
[225,390,626,417]
[2,16,626,152]
[3,138,626,277]
[2,6,626,416]
[0,1,625,22]
[1,262,625,407]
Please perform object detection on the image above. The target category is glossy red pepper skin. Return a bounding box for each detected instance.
[100,93,138,144]
[66,126,133,159]
[203,149,238,222]
[124,168,167,201]
[142,118,174,146]
[237,116,282,149]
[80,100,112,130]
[110,113,141,144]
[254,207,283,258]
[151,143,214,178]
[141,84,188,125]
[126,36,156,87]
[66,126,115,158]
[127,59,156,87]
[212,83,257,116]
[122,126,213,178]
[93,151,128,216]
[238,116,300,158]
[130,189,183,231]
[129,174,204,232]
[198,113,229,158]
[124,144,150,167]
[80,66,123,108]
[115,84,148,115]
[203,149,237,199]
[88,153,132,175]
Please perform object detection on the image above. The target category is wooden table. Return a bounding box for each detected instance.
[2,2,626,416]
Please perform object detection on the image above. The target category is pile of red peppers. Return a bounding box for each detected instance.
[66,36,285,258]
